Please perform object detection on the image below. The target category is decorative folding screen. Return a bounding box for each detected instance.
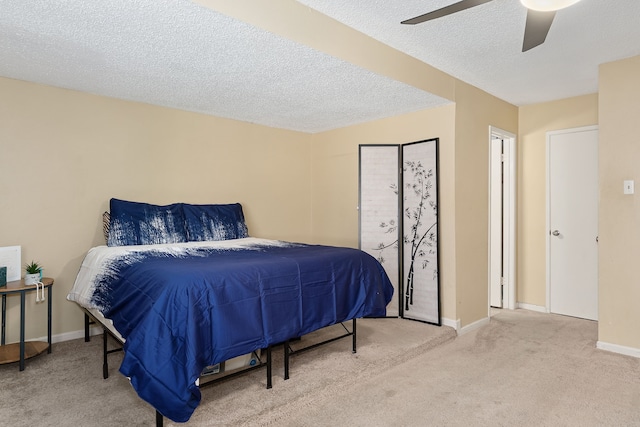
[358,145,401,317]
[359,139,440,325]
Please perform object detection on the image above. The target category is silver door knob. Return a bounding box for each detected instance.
[552,230,560,236]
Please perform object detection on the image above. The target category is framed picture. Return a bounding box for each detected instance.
[359,139,440,324]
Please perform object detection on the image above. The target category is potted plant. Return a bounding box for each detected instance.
[24,261,42,286]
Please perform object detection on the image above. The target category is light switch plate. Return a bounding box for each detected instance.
[624,180,635,195]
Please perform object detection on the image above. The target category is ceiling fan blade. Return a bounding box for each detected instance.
[401,0,494,25]
[522,9,556,52]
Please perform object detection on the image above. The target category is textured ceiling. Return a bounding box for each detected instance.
[0,0,448,133]
[297,0,640,106]
[1,0,639,133]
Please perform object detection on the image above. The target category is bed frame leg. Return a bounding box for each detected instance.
[84,313,91,342]
[102,328,109,379]
[352,318,357,354]
[266,346,272,389]
[156,410,163,427]
[284,340,290,380]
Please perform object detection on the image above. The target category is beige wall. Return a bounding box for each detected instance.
[203,0,519,330]
[311,82,519,329]
[517,94,599,307]
[453,81,518,327]
[6,0,629,348]
[310,104,457,322]
[0,76,313,343]
[0,76,465,342]
[598,55,640,350]
[0,0,516,343]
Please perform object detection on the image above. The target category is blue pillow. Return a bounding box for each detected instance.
[183,203,249,242]
[107,199,188,247]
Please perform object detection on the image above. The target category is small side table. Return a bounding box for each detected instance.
[0,277,53,371]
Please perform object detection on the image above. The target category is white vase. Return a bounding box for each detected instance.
[24,273,40,285]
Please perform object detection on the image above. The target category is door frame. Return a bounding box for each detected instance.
[488,126,516,312]
[545,125,599,314]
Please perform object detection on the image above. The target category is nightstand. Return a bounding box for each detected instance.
[0,277,53,371]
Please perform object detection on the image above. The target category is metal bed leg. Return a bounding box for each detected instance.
[352,318,357,353]
[284,318,358,379]
[284,340,290,380]
[103,328,109,379]
[266,346,272,389]
[84,313,91,342]
[156,410,163,427]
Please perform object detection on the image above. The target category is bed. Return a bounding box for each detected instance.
[67,199,394,424]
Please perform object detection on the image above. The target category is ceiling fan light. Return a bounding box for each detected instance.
[520,0,581,12]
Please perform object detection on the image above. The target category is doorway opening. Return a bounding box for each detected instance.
[489,127,516,313]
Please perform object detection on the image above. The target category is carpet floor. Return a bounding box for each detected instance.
[1,310,639,426]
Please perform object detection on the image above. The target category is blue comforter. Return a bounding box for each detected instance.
[68,238,393,422]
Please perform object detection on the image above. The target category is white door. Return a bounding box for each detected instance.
[547,126,598,320]
[489,128,516,310]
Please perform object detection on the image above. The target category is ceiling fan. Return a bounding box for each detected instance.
[401,0,582,52]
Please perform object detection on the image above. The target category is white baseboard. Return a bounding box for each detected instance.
[517,302,547,313]
[596,341,640,359]
[459,316,490,335]
[33,326,103,345]
[441,316,491,335]
[441,317,460,333]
